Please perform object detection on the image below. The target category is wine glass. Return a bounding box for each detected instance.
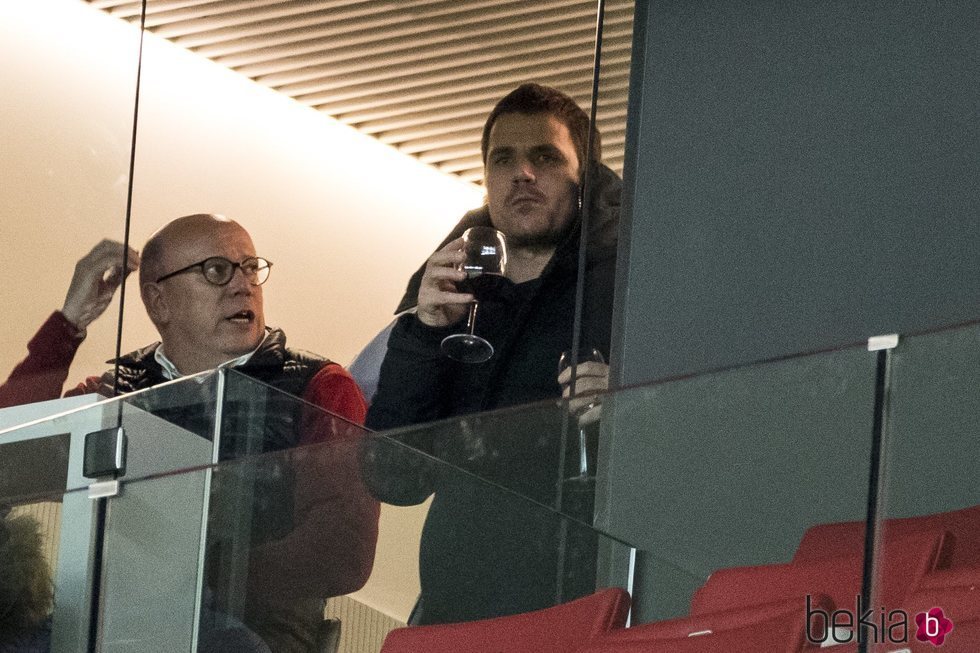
[441,226,507,363]
[558,348,606,480]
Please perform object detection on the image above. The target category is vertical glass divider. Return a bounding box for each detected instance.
[190,368,227,648]
[858,339,896,652]
[556,0,611,607]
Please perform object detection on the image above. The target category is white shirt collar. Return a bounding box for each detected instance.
[153,331,270,381]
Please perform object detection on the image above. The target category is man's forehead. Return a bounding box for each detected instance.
[488,112,573,150]
[162,222,254,260]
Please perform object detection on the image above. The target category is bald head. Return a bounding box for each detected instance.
[138,213,267,374]
[139,214,243,286]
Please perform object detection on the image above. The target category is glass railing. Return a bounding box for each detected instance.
[0,370,635,653]
[0,373,227,651]
[598,337,879,622]
[2,0,142,377]
[2,318,977,651]
[866,321,980,650]
[0,484,89,652]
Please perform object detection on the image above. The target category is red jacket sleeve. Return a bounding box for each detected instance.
[245,362,379,600]
[0,312,85,409]
[297,363,368,442]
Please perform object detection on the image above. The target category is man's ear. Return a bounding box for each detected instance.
[141,283,169,325]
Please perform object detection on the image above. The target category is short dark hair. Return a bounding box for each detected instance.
[480,83,601,177]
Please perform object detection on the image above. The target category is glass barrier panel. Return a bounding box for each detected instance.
[365,398,615,525]
[0,0,144,404]
[0,373,225,650]
[77,0,624,403]
[562,0,635,455]
[1,484,101,652]
[599,342,880,623]
[867,320,980,652]
[89,370,635,652]
[593,0,634,179]
[1,338,928,651]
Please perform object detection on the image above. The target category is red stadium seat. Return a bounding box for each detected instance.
[576,596,828,653]
[690,529,946,615]
[795,504,980,568]
[379,587,630,653]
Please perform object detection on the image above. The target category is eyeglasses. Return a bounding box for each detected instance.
[155,256,273,286]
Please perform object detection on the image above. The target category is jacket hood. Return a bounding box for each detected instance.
[395,162,622,313]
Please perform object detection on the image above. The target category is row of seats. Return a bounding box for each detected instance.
[378,504,979,652]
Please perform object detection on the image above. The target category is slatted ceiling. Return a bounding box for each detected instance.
[261,33,599,92]
[440,157,487,176]
[378,119,489,147]
[167,2,558,49]
[272,31,633,97]
[378,103,628,149]
[306,72,579,116]
[236,16,607,79]
[219,6,633,72]
[84,0,635,185]
[329,77,598,120]
[357,102,499,135]
[183,6,610,62]
[140,2,312,29]
[297,55,603,110]
[418,145,481,166]
[141,1,406,36]
[298,63,596,118]
[150,0,399,29]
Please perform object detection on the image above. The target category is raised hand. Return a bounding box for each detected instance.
[416,237,474,328]
[61,239,140,331]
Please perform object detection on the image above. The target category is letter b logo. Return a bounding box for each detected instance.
[915,607,953,647]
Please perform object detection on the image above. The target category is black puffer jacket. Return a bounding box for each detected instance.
[99,328,329,456]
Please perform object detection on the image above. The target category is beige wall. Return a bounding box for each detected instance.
[1,0,483,380]
[1,0,484,622]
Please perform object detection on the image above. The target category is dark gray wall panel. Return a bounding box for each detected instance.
[612,0,980,385]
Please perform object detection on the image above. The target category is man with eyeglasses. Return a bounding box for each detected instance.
[2,214,366,416]
[0,214,378,653]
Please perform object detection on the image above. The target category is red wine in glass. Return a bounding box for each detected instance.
[441,227,507,363]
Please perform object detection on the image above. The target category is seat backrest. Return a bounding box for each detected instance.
[794,504,980,568]
[379,587,630,653]
[691,529,946,615]
[577,598,823,653]
[907,566,980,620]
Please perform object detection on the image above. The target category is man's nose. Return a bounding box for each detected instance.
[512,159,535,183]
[226,265,253,292]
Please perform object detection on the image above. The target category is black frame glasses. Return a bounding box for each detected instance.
[155,256,273,286]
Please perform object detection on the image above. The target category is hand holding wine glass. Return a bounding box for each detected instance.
[558,349,608,421]
[440,227,508,363]
[416,237,475,329]
[558,348,608,479]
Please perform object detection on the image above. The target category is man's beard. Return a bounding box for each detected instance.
[503,215,578,252]
[505,229,567,252]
